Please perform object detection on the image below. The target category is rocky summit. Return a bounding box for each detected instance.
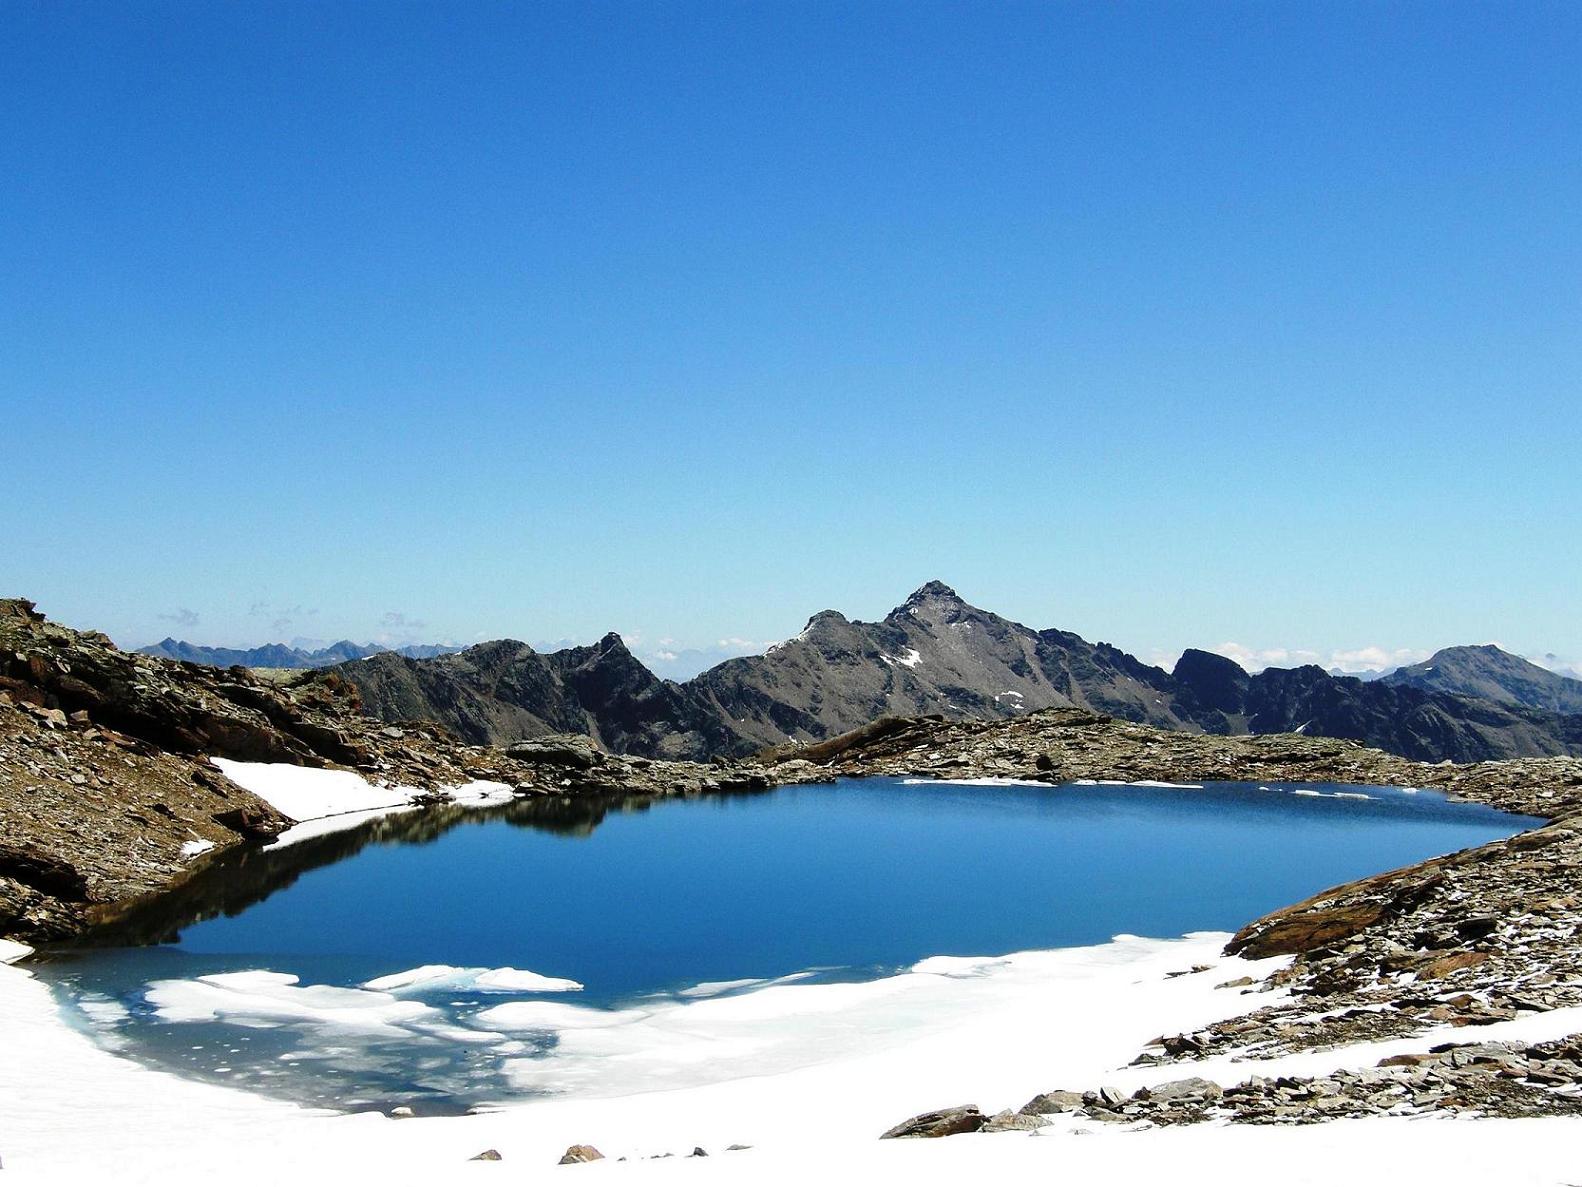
[320,583,1582,764]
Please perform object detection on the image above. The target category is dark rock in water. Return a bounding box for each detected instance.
[879,1105,986,1139]
[559,1144,604,1164]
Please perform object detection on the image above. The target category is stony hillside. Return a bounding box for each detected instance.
[1382,644,1582,715]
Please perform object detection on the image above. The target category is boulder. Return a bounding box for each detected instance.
[879,1105,985,1139]
[559,1144,604,1164]
[981,1110,1050,1133]
[1137,1077,1223,1104]
[506,736,602,769]
[1022,1089,1084,1114]
[1419,951,1490,980]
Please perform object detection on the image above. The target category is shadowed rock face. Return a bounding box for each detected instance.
[326,583,1582,764]
[333,633,738,760]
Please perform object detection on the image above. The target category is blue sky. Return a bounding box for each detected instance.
[4,2,1579,676]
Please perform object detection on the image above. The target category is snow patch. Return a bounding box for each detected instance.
[1070,779,1206,790]
[12,932,1582,1184]
[180,839,216,858]
[360,965,583,994]
[902,777,1052,788]
[1,939,34,965]
[145,971,440,1034]
[880,648,922,668]
[211,759,514,849]
[475,968,584,994]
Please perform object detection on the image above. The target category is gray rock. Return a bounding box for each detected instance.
[1022,1089,1084,1114]
[981,1110,1051,1133]
[1137,1076,1223,1104]
[879,1105,986,1139]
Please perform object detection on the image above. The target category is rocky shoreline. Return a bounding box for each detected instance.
[9,594,1582,1141]
[0,598,827,942]
[826,709,1582,1136]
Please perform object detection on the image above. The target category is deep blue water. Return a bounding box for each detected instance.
[34,777,1538,1111]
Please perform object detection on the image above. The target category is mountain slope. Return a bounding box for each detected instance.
[321,581,1582,764]
[331,634,743,760]
[1382,645,1582,715]
[1171,649,1582,763]
[687,581,1189,750]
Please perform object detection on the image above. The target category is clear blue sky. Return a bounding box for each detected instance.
[4,2,1579,674]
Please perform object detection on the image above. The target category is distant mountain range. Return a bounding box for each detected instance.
[138,638,461,669]
[311,582,1582,764]
[1380,645,1582,715]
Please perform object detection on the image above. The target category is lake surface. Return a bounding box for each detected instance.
[35,777,1539,1112]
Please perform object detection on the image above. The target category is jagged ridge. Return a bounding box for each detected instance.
[324,583,1582,764]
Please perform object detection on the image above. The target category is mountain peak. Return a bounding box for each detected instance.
[905,580,963,605]
[1382,643,1582,714]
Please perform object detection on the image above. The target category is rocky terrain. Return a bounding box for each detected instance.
[12,591,1582,1138]
[842,707,1582,1135]
[320,582,1582,764]
[800,706,1582,819]
[882,1031,1582,1138]
[0,599,824,944]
